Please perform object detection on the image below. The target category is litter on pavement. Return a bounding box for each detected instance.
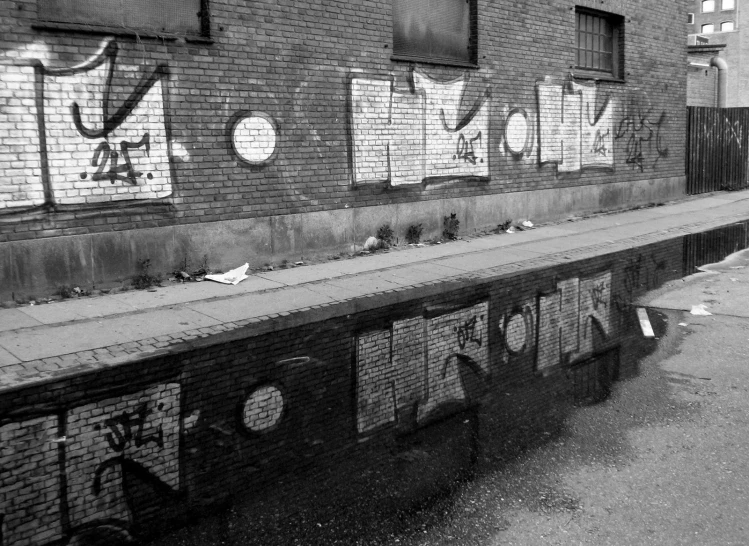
[205,263,250,285]
[690,304,713,316]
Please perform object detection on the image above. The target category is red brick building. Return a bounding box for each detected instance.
[0,0,688,300]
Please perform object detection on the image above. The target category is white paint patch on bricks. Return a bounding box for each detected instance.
[537,78,614,173]
[351,69,489,186]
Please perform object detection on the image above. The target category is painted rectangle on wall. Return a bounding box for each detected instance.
[0,415,61,546]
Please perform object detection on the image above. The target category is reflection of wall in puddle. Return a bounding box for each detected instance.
[500,271,613,372]
[356,301,489,434]
[0,383,180,545]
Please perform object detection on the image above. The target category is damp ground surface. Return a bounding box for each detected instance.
[150,265,749,546]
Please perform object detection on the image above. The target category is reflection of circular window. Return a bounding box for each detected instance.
[504,311,530,355]
[232,114,277,164]
[242,385,284,432]
[505,110,530,156]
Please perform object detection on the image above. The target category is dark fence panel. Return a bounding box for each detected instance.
[687,107,749,194]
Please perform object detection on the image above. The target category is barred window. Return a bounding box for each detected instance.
[575,8,623,79]
[38,0,208,38]
[393,0,477,67]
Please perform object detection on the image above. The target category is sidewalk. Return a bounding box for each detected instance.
[2,191,749,391]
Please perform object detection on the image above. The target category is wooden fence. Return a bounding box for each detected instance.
[686,107,749,194]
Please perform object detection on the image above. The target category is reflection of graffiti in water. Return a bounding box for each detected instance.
[0,383,181,545]
[356,302,490,434]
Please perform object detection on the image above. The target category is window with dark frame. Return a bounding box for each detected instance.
[392,0,477,66]
[575,7,622,79]
[37,0,208,38]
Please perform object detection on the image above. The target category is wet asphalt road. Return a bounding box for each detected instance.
[152,261,749,546]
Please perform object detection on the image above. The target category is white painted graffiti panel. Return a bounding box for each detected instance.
[537,79,614,173]
[0,415,61,546]
[350,78,391,184]
[40,39,172,206]
[65,382,181,527]
[0,64,46,210]
[412,72,489,180]
[350,70,489,186]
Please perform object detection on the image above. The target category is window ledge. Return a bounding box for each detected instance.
[390,54,479,69]
[32,21,210,42]
[571,69,625,84]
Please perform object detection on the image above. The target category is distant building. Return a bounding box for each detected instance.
[687,0,746,106]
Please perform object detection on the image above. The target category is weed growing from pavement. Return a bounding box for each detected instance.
[406,223,423,244]
[132,259,163,290]
[443,213,460,240]
[376,224,395,246]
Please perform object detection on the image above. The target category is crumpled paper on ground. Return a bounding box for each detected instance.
[205,263,250,285]
[690,304,713,316]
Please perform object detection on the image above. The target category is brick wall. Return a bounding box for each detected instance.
[0,232,693,545]
[0,0,688,296]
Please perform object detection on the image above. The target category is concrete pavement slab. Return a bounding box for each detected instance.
[109,276,285,309]
[113,308,224,339]
[254,266,340,286]
[0,308,42,332]
[0,346,20,366]
[0,321,136,361]
[188,286,335,322]
[373,263,465,286]
[651,196,743,213]
[304,280,367,300]
[17,297,136,325]
[434,248,544,272]
[325,273,404,295]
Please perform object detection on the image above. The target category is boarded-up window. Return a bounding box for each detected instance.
[393,0,476,66]
[38,0,206,37]
[575,7,622,78]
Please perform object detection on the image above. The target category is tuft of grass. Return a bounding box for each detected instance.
[406,223,423,244]
[442,213,460,241]
[376,224,394,246]
[132,259,163,290]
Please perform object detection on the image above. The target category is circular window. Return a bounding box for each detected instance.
[242,385,284,432]
[232,114,277,164]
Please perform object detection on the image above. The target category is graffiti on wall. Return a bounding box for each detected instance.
[0,38,173,215]
[350,70,490,186]
[356,301,489,434]
[499,271,613,372]
[536,78,614,173]
[615,91,669,172]
[0,383,181,545]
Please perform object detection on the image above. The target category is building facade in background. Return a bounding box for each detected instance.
[0,0,688,300]
[688,0,749,106]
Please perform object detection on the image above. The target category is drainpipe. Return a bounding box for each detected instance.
[710,57,728,108]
